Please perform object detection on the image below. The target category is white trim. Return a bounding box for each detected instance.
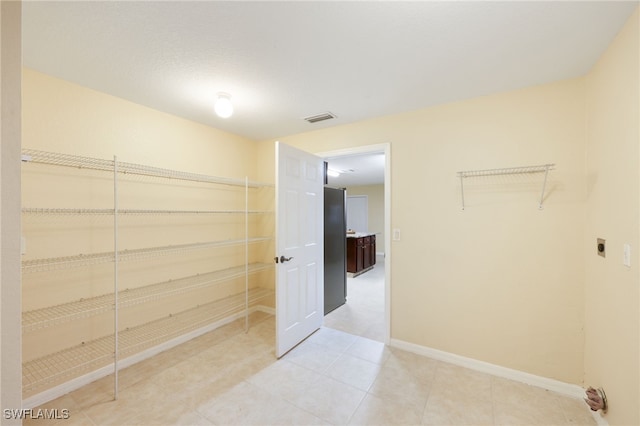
[390,338,609,424]
[591,411,608,426]
[316,143,391,345]
[389,338,585,398]
[23,305,274,409]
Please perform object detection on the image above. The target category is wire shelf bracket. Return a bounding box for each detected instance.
[456,163,555,210]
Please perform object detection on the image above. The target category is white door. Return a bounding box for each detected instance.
[275,142,324,357]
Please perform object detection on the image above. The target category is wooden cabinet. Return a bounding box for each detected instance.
[347,234,376,274]
[346,237,362,273]
[369,235,376,267]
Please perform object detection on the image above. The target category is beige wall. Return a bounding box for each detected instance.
[20,69,275,396]
[1,1,23,423]
[257,11,640,419]
[584,8,639,426]
[23,69,258,180]
[345,184,385,254]
[12,7,639,422]
[262,77,588,384]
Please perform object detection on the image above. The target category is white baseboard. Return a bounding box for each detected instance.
[23,305,273,409]
[389,338,607,424]
[255,305,275,315]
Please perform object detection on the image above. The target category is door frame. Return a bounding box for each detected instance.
[315,143,391,344]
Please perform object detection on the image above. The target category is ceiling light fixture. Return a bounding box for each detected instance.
[327,169,340,178]
[214,92,233,118]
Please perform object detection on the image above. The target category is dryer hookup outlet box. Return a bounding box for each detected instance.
[597,238,606,258]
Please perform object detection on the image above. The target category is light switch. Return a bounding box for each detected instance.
[393,229,401,241]
[623,243,631,267]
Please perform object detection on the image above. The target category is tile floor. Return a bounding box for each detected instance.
[25,256,597,425]
[324,256,386,342]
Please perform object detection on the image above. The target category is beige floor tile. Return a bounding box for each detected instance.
[81,397,143,426]
[558,396,598,425]
[283,340,343,373]
[223,350,276,382]
[360,322,386,342]
[324,256,386,343]
[423,384,494,426]
[325,353,381,391]
[31,310,589,426]
[23,411,95,426]
[22,394,90,426]
[288,375,366,425]
[368,363,433,411]
[349,392,424,426]
[432,362,492,402]
[323,307,372,336]
[346,337,392,365]
[385,348,439,385]
[307,326,359,353]
[247,359,323,400]
[185,371,250,410]
[68,376,116,410]
[197,381,325,426]
[126,392,201,425]
[491,376,565,409]
[493,399,569,426]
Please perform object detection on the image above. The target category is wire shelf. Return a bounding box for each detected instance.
[22,287,274,396]
[22,208,114,215]
[456,163,555,210]
[23,263,275,332]
[22,150,114,172]
[21,237,273,273]
[22,208,273,215]
[457,164,555,178]
[117,160,272,188]
[22,149,273,188]
[23,334,115,396]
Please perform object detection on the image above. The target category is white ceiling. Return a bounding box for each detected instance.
[326,152,386,187]
[22,1,637,185]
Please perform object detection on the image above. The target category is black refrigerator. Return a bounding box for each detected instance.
[324,187,347,314]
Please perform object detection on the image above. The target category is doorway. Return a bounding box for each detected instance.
[316,144,390,344]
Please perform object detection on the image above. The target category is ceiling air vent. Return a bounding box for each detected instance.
[304,112,336,124]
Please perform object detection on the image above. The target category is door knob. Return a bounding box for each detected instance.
[280,255,293,263]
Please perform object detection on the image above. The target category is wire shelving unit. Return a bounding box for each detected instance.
[22,287,273,397]
[21,149,275,404]
[22,263,274,332]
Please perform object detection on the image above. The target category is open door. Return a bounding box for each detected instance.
[275,142,324,357]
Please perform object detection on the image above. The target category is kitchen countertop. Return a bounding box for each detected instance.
[346,232,377,238]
